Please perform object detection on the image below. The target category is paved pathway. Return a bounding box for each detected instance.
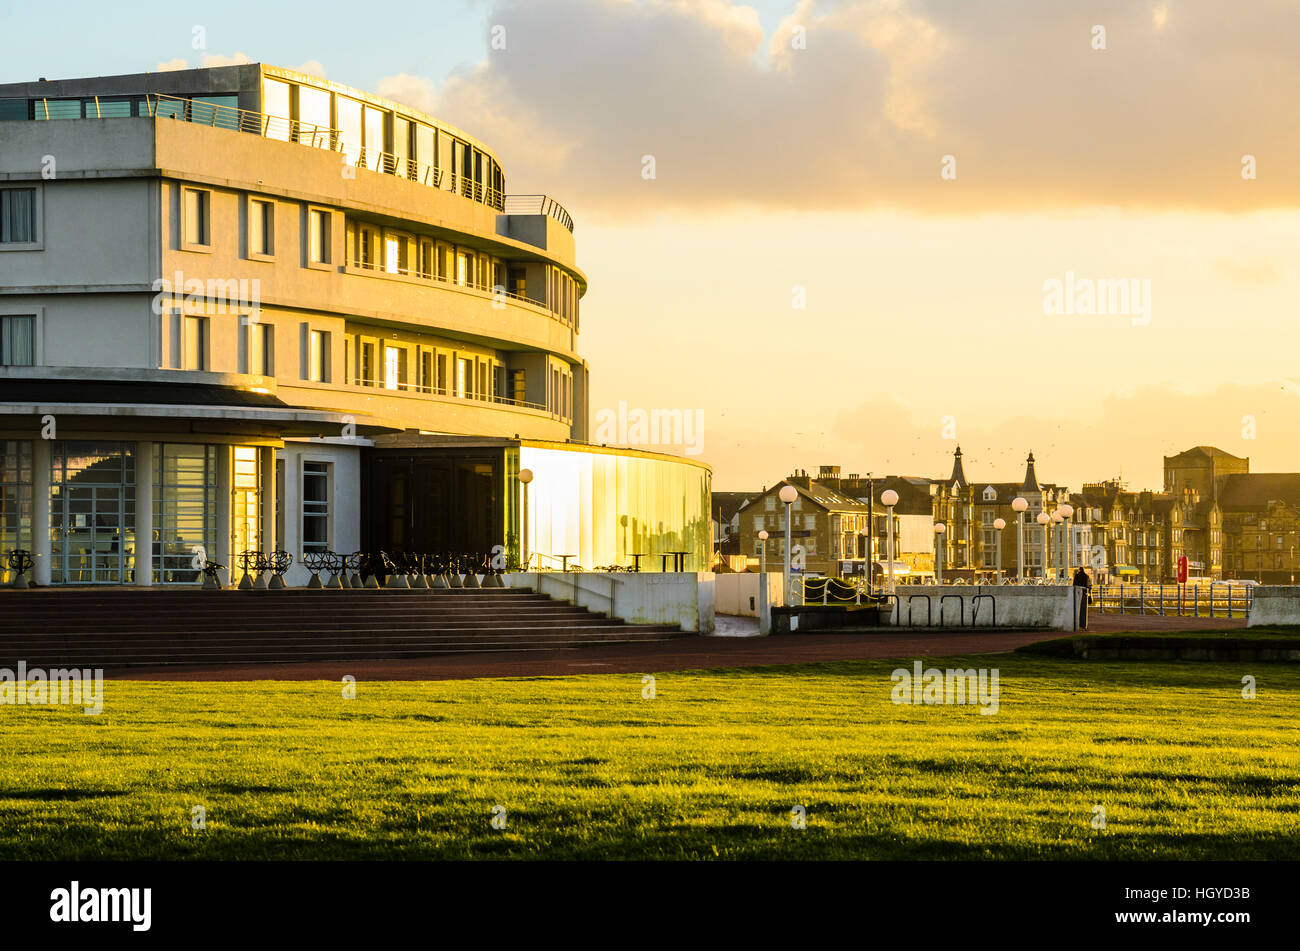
[106,611,1250,682]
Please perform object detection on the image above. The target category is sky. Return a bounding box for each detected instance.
[4,0,1298,492]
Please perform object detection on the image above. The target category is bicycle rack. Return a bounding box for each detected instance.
[939,593,965,627]
[971,594,996,627]
[906,594,932,627]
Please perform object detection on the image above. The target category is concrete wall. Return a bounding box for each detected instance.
[715,572,784,617]
[277,441,362,588]
[1247,586,1300,627]
[890,584,1078,630]
[512,571,715,633]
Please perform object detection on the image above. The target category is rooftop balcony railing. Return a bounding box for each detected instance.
[28,93,575,232]
[503,195,575,233]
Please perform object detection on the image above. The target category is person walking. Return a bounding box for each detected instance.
[1072,566,1092,629]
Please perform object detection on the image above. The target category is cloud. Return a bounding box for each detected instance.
[375,0,1300,219]
[290,60,328,79]
[201,52,253,67]
[1213,257,1279,285]
[153,51,254,73]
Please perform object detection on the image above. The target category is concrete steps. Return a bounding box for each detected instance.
[0,587,687,667]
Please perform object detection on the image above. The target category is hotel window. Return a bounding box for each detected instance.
[250,198,274,257]
[262,79,291,140]
[511,369,526,404]
[182,316,208,370]
[35,98,82,120]
[182,188,211,247]
[384,234,408,275]
[359,339,378,386]
[476,254,490,291]
[455,357,469,398]
[337,97,362,167]
[296,86,332,148]
[384,345,409,390]
[416,124,435,181]
[307,329,329,382]
[508,266,526,298]
[436,353,448,394]
[309,209,331,264]
[0,315,36,366]
[302,462,331,554]
[419,349,433,393]
[363,106,384,171]
[418,239,434,279]
[393,117,411,177]
[455,251,470,287]
[477,363,488,401]
[0,188,37,244]
[246,321,273,376]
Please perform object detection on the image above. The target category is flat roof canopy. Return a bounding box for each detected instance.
[0,379,394,438]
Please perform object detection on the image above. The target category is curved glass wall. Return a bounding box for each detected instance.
[515,446,711,572]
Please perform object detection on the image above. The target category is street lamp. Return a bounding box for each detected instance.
[1036,511,1050,580]
[779,484,798,600]
[859,526,871,582]
[1011,497,1028,583]
[993,517,1006,584]
[881,488,899,591]
[934,521,947,584]
[1051,509,1065,580]
[1059,503,1075,576]
[758,529,769,575]
[519,467,534,571]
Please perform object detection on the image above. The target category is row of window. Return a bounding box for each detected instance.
[0,94,237,122]
[177,187,581,328]
[261,77,505,208]
[158,311,574,419]
[347,217,580,327]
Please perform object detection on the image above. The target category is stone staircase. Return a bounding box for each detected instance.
[0,586,686,668]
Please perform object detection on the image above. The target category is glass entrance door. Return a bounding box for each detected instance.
[231,447,261,566]
[50,442,135,584]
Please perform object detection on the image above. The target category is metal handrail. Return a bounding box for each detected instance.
[141,94,339,144]
[344,369,563,419]
[503,194,574,232]
[346,257,567,319]
[36,94,574,230]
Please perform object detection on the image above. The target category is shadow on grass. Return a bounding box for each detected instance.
[0,788,125,801]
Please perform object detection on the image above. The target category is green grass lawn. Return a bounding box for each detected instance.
[1,654,1297,860]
